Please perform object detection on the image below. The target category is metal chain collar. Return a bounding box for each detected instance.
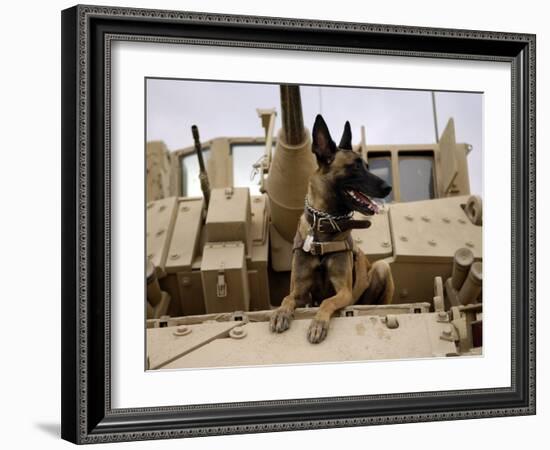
[304,197,353,221]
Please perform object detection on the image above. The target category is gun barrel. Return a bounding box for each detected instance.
[280,84,305,145]
[266,85,316,244]
[191,125,211,207]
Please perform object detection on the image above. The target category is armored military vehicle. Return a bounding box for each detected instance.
[145,85,482,370]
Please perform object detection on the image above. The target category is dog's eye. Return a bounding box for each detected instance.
[353,159,365,169]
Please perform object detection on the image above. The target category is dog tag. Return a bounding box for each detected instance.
[303,233,314,252]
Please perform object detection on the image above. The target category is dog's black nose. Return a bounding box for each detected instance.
[380,181,392,198]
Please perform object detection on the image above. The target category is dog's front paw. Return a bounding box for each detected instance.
[307,319,329,344]
[270,309,293,333]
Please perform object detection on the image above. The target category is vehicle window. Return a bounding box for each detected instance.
[231,144,266,196]
[398,153,435,202]
[181,148,210,197]
[368,154,394,202]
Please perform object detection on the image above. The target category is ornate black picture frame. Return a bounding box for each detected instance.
[61,4,536,444]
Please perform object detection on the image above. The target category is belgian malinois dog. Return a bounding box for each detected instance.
[270,114,395,343]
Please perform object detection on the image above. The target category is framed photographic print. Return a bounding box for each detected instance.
[61,4,536,444]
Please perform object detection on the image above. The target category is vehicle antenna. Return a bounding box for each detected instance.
[431,91,439,143]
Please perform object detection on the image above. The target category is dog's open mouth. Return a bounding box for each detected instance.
[344,189,381,215]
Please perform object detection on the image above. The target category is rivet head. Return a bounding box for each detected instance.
[399,288,409,298]
[155,229,165,237]
[158,205,166,212]
[428,240,437,247]
[173,326,191,336]
[458,218,467,224]
[170,253,180,260]
[147,203,154,210]
[421,216,430,222]
[442,328,452,337]
[354,238,363,244]
[405,215,414,221]
[465,241,474,248]
[438,312,447,319]
[147,253,154,259]
[229,326,247,339]
[381,241,390,248]
[399,236,408,242]
[181,206,189,212]
[442,217,451,224]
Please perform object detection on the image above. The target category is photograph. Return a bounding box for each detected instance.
[59,4,535,443]
[145,79,484,370]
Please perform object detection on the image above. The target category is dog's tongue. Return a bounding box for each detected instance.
[355,191,380,213]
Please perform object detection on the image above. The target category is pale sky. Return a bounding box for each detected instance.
[146,79,483,196]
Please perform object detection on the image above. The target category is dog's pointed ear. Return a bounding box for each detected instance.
[339,121,352,150]
[312,114,337,165]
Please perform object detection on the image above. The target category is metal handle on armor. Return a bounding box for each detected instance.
[217,270,228,298]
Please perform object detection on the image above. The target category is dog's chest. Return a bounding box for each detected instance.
[309,254,358,305]
[310,258,336,304]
